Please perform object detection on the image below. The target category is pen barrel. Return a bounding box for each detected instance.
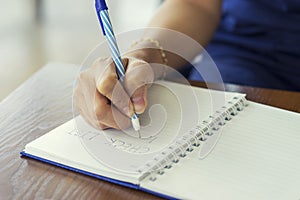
[99,10,125,79]
[131,114,140,131]
[98,9,141,132]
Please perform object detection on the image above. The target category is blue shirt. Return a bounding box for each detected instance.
[189,0,300,91]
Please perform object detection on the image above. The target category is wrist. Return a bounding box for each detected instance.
[126,38,168,66]
[125,48,158,64]
[126,38,170,80]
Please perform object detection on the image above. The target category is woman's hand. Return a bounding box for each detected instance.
[74,57,154,130]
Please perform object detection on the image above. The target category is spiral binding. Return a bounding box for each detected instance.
[138,95,249,181]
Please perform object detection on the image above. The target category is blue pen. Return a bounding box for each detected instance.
[95,0,141,137]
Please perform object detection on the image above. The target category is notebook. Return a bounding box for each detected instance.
[21,80,300,200]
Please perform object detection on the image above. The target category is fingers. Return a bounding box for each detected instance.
[93,91,131,130]
[96,62,134,118]
[124,58,154,114]
[131,85,148,114]
[74,78,131,130]
[74,56,155,131]
[74,73,108,130]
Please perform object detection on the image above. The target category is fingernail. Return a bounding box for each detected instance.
[132,96,143,103]
[132,96,145,113]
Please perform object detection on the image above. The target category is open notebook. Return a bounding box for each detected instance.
[21,81,300,200]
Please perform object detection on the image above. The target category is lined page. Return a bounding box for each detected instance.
[67,81,242,173]
[24,81,242,177]
[24,119,142,184]
[86,81,241,150]
[141,102,300,200]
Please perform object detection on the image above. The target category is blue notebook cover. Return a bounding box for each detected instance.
[20,151,177,200]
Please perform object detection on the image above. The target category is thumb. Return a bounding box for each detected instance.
[131,85,148,114]
[123,58,153,114]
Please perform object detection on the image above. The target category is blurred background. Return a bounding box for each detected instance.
[0,0,160,101]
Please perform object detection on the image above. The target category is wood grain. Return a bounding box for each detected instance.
[1,70,299,200]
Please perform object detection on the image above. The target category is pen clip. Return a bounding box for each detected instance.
[95,0,108,35]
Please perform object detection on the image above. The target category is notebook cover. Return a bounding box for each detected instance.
[20,151,177,199]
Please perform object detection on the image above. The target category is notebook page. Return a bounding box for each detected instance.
[71,81,242,173]
[24,81,242,178]
[97,81,240,149]
[141,102,300,200]
[24,119,141,184]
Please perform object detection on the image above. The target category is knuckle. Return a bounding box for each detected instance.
[97,81,111,96]
[93,57,113,69]
[97,75,117,96]
[77,72,92,86]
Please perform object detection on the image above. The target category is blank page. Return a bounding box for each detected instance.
[141,102,300,200]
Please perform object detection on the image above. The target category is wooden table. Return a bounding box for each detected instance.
[1,64,299,200]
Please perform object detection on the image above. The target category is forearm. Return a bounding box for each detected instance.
[128,0,222,69]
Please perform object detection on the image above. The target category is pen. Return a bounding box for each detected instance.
[95,0,141,138]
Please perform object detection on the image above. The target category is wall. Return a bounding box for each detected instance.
[0,0,159,100]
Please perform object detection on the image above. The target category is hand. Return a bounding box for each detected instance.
[74,57,154,130]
